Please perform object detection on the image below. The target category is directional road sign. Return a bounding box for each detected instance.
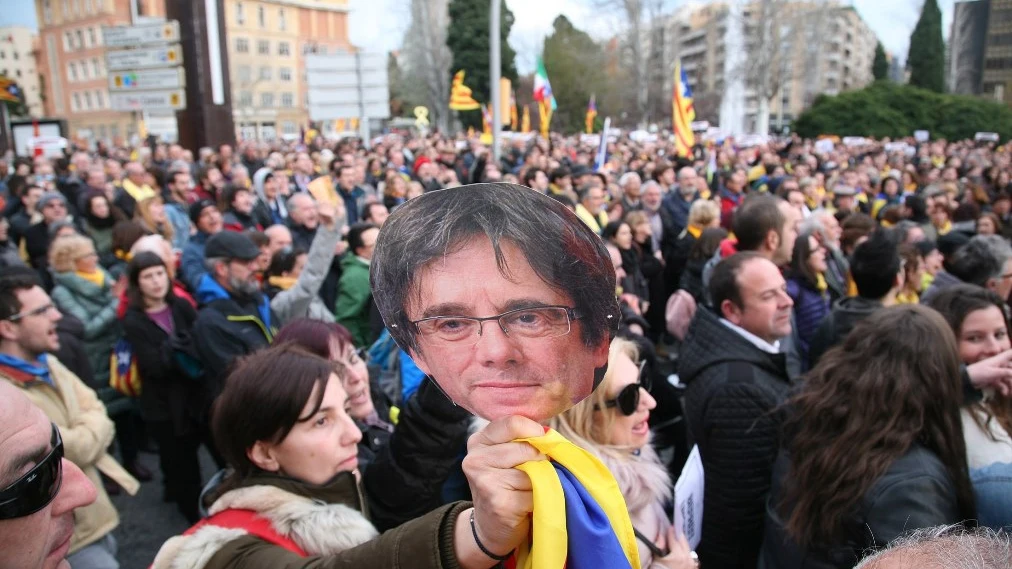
[109,90,186,112]
[109,68,185,91]
[102,21,181,48]
[105,44,183,71]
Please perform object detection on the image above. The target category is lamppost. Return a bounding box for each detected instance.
[490,0,501,164]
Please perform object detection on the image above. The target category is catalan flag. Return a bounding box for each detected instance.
[510,91,519,131]
[521,105,531,134]
[449,70,481,111]
[512,429,640,569]
[585,94,597,135]
[673,62,695,157]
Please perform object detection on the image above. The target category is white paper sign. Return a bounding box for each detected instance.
[814,139,834,154]
[674,445,704,549]
[914,130,930,143]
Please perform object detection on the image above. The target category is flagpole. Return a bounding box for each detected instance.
[490,0,502,164]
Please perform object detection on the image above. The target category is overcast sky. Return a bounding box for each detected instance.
[2,0,955,71]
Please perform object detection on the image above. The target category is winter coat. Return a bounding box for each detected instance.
[807,296,883,369]
[222,210,262,233]
[152,471,469,569]
[759,444,961,569]
[785,276,830,373]
[122,296,211,435]
[334,255,373,347]
[920,269,964,305]
[677,307,791,569]
[180,230,212,292]
[50,270,120,379]
[267,221,340,325]
[0,356,139,554]
[362,378,473,532]
[661,192,694,236]
[192,276,276,396]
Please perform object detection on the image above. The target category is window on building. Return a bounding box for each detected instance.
[279,67,292,81]
[69,62,78,81]
[239,91,252,106]
[0,52,5,60]
[283,121,297,135]
[92,58,100,77]
[64,32,72,50]
[260,92,273,107]
[278,8,286,31]
[75,30,83,49]
[80,61,89,79]
[236,38,249,53]
[258,40,269,55]
[95,90,104,108]
[84,91,92,109]
[88,28,96,46]
[71,92,80,111]
[16,69,21,78]
[278,42,290,56]
[281,92,293,107]
[238,65,251,82]
[259,66,271,80]
[258,5,266,28]
[12,52,18,61]
[62,0,69,17]
[43,0,53,24]
[236,2,244,25]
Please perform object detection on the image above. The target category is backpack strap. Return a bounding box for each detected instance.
[184,508,307,556]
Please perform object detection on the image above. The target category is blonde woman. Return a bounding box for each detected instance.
[48,234,124,380]
[134,195,175,245]
[551,338,696,569]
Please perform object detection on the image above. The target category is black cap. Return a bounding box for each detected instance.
[204,231,261,261]
[937,231,971,258]
[189,199,217,225]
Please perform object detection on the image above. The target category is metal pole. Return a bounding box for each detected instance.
[490,0,501,164]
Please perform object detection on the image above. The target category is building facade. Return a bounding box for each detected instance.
[34,0,166,143]
[662,0,877,133]
[983,0,1012,104]
[0,26,44,117]
[949,0,989,95]
[224,0,352,141]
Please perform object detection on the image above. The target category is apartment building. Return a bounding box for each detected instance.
[0,26,44,117]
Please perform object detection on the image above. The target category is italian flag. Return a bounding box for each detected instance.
[533,57,557,111]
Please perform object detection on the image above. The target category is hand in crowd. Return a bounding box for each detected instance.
[458,416,546,565]
[654,527,697,569]
[966,348,1012,396]
[317,201,339,230]
[111,275,127,299]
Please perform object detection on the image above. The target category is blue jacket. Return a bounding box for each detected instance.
[786,276,830,374]
[180,231,211,291]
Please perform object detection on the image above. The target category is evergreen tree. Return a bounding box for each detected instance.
[446,0,518,128]
[873,41,889,82]
[542,16,607,134]
[907,0,945,92]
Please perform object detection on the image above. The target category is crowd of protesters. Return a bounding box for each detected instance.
[1,128,1012,569]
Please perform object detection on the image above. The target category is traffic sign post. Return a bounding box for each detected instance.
[306,51,390,143]
[103,21,186,131]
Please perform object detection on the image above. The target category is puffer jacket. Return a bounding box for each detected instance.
[678,307,791,569]
[0,356,139,553]
[759,444,961,569]
[267,221,341,325]
[50,270,120,379]
[152,471,470,569]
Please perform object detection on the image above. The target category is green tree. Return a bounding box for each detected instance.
[907,0,945,92]
[542,16,607,134]
[873,41,889,81]
[446,0,518,129]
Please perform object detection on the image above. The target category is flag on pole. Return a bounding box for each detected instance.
[585,94,597,135]
[533,57,556,137]
[449,70,481,111]
[673,62,696,157]
[481,104,492,136]
[510,91,519,131]
[521,105,531,134]
[595,118,611,172]
[0,77,22,104]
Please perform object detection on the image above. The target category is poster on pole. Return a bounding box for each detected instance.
[674,445,704,549]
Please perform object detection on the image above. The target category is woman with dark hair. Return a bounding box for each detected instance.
[760,305,977,568]
[785,228,830,375]
[605,220,649,313]
[121,251,210,523]
[79,191,125,265]
[108,220,148,279]
[153,343,542,568]
[679,227,728,302]
[977,212,1003,237]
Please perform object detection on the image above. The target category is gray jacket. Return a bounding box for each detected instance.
[269,220,342,325]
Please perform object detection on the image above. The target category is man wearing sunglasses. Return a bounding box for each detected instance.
[0,381,97,569]
[0,272,138,568]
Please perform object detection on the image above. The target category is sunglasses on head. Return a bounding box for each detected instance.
[594,360,650,416]
[0,423,63,520]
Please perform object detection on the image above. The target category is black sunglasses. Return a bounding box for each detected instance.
[594,360,650,416]
[0,423,63,520]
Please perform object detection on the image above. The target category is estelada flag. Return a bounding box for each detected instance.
[673,62,696,157]
[449,70,481,111]
[0,77,23,104]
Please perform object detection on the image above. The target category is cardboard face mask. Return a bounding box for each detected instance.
[371,183,619,422]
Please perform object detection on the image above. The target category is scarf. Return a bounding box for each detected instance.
[0,353,53,386]
[267,275,297,291]
[514,429,640,569]
[75,269,106,288]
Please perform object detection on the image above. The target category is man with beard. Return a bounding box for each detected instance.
[192,232,277,396]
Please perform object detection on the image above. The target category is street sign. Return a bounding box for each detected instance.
[306,52,390,122]
[109,90,186,112]
[102,21,180,48]
[105,44,183,71]
[109,68,185,91]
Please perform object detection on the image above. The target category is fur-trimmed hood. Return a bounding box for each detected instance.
[152,483,379,569]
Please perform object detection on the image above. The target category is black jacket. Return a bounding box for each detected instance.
[759,445,961,569]
[362,378,472,532]
[807,296,882,368]
[678,307,791,569]
[122,297,212,435]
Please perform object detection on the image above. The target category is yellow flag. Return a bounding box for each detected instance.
[449,70,481,111]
